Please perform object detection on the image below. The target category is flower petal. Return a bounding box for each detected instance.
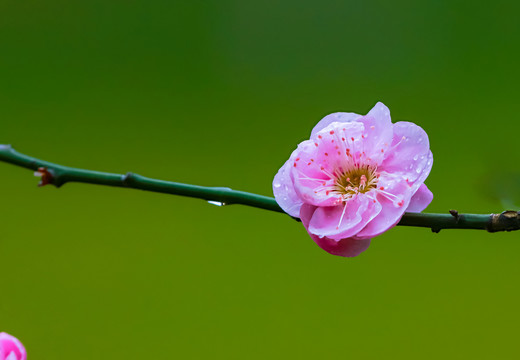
[355,173,413,239]
[291,123,365,207]
[311,112,362,137]
[0,333,26,360]
[6,352,20,360]
[310,121,366,173]
[300,204,371,257]
[406,183,433,212]
[349,102,394,165]
[307,194,375,240]
[289,139,339,207]
[366,102,392,125]
[314,236,372,257]
[273,151,304,217]
[380,121,432,191]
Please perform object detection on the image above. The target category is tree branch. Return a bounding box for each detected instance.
[0,144,518,233]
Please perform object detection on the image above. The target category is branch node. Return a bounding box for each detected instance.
[488,211,520,232]
[34,167,55,187]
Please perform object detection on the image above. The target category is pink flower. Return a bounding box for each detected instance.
[0,333,26,360]
[273,102,433,257]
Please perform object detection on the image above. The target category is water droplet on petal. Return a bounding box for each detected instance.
[274,183,281,188]
[413,155,418,161]
[416,168,422,174]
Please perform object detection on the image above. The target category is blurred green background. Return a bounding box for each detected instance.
[1,1,520,358]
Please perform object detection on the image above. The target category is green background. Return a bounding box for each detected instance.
[1,1,520,358]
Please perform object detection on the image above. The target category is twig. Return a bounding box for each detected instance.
[1,144,518,233]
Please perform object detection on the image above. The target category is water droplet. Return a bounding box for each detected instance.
[274,183,281,188]
[417,137,423,143]
[416,168,421,174]
[413,155,418,161]
[207,201,225,206]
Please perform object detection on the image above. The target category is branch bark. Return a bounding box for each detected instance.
[1,144,518,233]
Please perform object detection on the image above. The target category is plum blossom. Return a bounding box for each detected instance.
[273,102,433,257]
[0,333,26,360]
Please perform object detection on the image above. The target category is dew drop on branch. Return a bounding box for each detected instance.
[207,201,226,206]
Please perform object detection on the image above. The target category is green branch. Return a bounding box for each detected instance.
[1,144,519,233]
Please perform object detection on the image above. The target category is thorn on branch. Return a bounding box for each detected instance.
[449,209,460,223]
[122,172,134,186]
[34,167,54,187]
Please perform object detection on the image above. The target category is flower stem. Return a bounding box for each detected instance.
[0,144,518,233]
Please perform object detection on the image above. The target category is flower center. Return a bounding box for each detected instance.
[334,165,378,198]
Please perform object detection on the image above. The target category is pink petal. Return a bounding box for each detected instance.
[406,183,433,212]
[311,112,362,137]
[357,118,393,165]
[6,353,19,360]
[291,122,365,207]
[366,102,392,123]
[300,204,371,257]
[273,152,304,218]
[379,121,432,191]
[355,173,412,239]
[0,333,26,360]
[307,194,374,240]
[289,140,339,207]
[348,102,394,165]
[313,236,372,257]
[310,122,365,174]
